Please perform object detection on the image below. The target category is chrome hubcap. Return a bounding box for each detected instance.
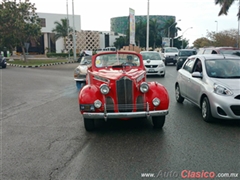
[176,87,180,100]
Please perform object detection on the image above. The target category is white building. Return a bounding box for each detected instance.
[37,12,81,53]
[31,12,121,54]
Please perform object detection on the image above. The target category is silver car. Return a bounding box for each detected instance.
[140,51,165,77]
[175,54,240,122]
[74,56,92,89]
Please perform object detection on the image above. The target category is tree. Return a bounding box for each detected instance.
[193,29,238,48]
[0,0,41,61]
[52,18,73,51]
[193,37,212,48]
[215,0,240,19]
[207,29,238,47]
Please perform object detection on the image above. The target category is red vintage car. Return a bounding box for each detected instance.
[78,51,169,131]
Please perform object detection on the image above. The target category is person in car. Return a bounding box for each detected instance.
[126,55,137,66]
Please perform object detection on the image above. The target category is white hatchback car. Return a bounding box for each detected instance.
[140,51,165,77]
[175,54,240,122]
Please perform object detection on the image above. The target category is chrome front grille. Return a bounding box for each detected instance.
[116,77,133,112]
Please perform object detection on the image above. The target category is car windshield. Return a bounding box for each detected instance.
[95,53,140,68]
[179,51,196,56]
[141,52,161,60]
[165,48,178,53]
[205,59,240,78]
[221,50,240,56]
[80,56,92,65]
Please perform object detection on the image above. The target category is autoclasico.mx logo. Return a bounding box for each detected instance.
[141,169,239,179]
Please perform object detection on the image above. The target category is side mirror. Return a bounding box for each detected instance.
[192,72,202,79]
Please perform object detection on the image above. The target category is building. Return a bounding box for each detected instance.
[111,15,175,35]
[21,13,176,54]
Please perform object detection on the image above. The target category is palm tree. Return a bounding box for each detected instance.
[215,0,240,19]
[52,18,73,51]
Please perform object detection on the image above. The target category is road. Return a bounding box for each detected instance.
[1,64,239,180]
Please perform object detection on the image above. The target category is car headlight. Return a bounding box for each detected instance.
[152,98,160,106]
[140,82,149,93]
[158,63,164,67]
[213,83,233,96]
[75,68,80,74]
[100,84,110,95]
[94,100,102,108]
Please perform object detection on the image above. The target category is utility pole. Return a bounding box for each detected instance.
[146,0,149,51]
[66,0,70,59]
[72,0,76,61]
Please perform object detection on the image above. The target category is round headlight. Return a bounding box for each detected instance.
[140,82,149,93]
[152,98,160,106]
[94,100,102,108]
[100,84,110,95]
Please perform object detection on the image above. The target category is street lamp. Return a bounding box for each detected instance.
[168,19,181,38]
[182,27,193,49]
[215,20,218,32]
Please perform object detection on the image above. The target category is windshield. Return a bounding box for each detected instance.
[205,59,240,78]
[165,48,178,53]
[141,52,161,60]
[95,53,140,68]
[179,51,196,56]
[221,50,240,56]
[80,56,92,65]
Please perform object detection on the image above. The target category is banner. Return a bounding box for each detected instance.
[129,8,135,45]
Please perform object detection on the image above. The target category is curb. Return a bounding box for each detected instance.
[7,61,76,68]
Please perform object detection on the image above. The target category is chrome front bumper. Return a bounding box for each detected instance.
[82,110,169,121]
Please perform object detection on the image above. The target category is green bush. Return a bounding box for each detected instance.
[46,52,75,58]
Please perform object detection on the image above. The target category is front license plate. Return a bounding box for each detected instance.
[148,68,155,72]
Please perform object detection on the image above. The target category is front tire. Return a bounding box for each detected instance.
[175,84,184,103]
[201,97,213,122]
[84,118,95,131]
[152,116,165,128]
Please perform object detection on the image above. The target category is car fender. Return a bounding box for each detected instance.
[79,84,103,105]
[145,82,169,110]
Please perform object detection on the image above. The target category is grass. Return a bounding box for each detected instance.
[8,59,71,66]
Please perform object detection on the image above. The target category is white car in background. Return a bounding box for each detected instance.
[140,51,165,77]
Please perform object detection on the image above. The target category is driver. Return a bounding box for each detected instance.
[126,55,137,66]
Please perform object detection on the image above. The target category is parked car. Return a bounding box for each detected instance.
[79,51,170,131]
[163,47,179,65]
[176,49,197,70]
[197,47,239,55]
[0,55,7,68]
[74,56,92,89]
[140,51,165,77]
[175,54,240,122]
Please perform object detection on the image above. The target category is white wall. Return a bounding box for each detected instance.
[37,12,81,53]
[37,12,81,33]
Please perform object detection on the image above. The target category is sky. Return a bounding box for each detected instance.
[8,0,240,46]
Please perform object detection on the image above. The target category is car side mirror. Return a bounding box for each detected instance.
[192,72,202,78]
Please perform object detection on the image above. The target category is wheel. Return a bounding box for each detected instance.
[152,116,165,128]
[164,61,167,66]
[1,64,6,68]
[201,97,214,122]
[175,84,184,103]
[161,73,165,77]
[84,118,95,131]
[176,64,180,70]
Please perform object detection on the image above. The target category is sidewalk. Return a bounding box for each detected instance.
[7,55,77,68]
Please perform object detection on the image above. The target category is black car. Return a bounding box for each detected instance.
[176,49,197,70]
[0,55,7,68]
